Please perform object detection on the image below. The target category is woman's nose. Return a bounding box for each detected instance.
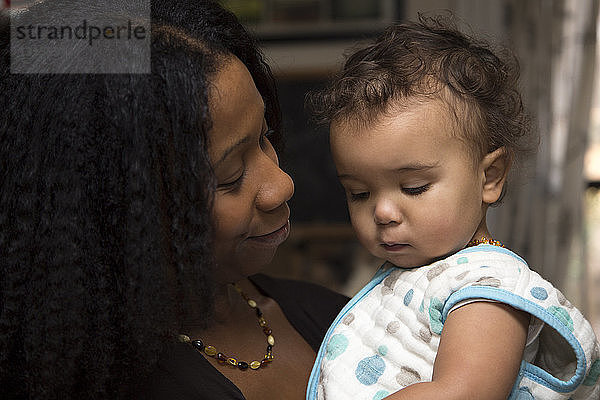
[374,197,402,225]
[256,155,294,212]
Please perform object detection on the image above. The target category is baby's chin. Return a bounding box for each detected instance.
[381,250,448,269]
[385,250,458,269]
[386,260,429,269]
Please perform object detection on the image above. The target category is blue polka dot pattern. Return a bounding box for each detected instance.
[326,334,349,361]
[428,297,444,335]
[404,289,414,306]
[378,345,388,356]
[373,390,390,400]
[355,355,386,386]
[547,306,574,331]
[530,286,548,300]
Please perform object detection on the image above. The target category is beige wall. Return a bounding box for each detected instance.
[403,0,506,40]
[263,0,509,77]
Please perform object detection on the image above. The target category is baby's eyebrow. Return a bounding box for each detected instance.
[338,162,440,179]
[337,162,439,180]
[394,162,440,172]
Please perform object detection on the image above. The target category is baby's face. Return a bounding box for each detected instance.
[331,100,487,268]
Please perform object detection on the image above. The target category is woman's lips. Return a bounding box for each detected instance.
[381,243,409,252]
[246,220,290,247]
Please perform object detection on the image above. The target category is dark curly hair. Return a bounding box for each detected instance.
[0,0,280,398]
[308,14,534,185]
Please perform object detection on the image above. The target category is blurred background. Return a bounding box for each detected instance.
[219,0,600,336]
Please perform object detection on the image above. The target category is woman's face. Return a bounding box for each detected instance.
[208,56,294,283]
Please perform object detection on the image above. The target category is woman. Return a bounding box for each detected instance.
[0,1,348,398]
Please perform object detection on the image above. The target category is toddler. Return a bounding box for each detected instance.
[306,16,600,400]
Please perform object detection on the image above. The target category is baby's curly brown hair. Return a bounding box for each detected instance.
[308,14,535,182]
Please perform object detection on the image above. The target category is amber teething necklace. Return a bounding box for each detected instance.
[178,283,275,371]
[466,237,505,248]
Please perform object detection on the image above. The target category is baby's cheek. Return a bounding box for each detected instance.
[348,205,364,228]
[419,208,457,241]
[350,210,375,245]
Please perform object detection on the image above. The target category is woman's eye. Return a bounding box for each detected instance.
[402,184,430,196]
[217,170,245,190]
[349,192,370,202]
[260,128,275,148]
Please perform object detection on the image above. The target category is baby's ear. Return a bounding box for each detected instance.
[481,147,510,204]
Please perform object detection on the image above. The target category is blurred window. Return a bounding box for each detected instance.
[220,0,402,41]
[584,19,600,335]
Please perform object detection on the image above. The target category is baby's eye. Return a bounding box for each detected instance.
[402,184,430,196]
[349,192,370,202]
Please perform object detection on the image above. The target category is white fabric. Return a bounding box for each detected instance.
[308,245,600,400]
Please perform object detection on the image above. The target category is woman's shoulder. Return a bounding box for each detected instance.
[250,273,348,307]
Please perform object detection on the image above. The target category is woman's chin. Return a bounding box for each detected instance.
[215,245,281,282]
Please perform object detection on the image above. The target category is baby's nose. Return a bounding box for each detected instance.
[374,198,402,225]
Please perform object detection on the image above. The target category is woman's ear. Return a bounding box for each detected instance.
[481,147,510,204]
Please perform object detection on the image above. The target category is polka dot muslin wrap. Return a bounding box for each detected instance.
[308,245,600,400]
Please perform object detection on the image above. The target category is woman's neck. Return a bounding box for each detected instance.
[212,282,242,323]
[211,278,265,324]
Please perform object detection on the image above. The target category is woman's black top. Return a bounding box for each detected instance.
[141,274,349,399]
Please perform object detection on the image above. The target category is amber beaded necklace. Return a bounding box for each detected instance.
[466,237,505,248]
[178,283,274,371]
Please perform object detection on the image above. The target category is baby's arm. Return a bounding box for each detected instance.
[384,302,529,400]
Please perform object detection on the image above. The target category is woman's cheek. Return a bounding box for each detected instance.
[212,194,247,241]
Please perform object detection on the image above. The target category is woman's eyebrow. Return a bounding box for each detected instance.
[213,135,251,168]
